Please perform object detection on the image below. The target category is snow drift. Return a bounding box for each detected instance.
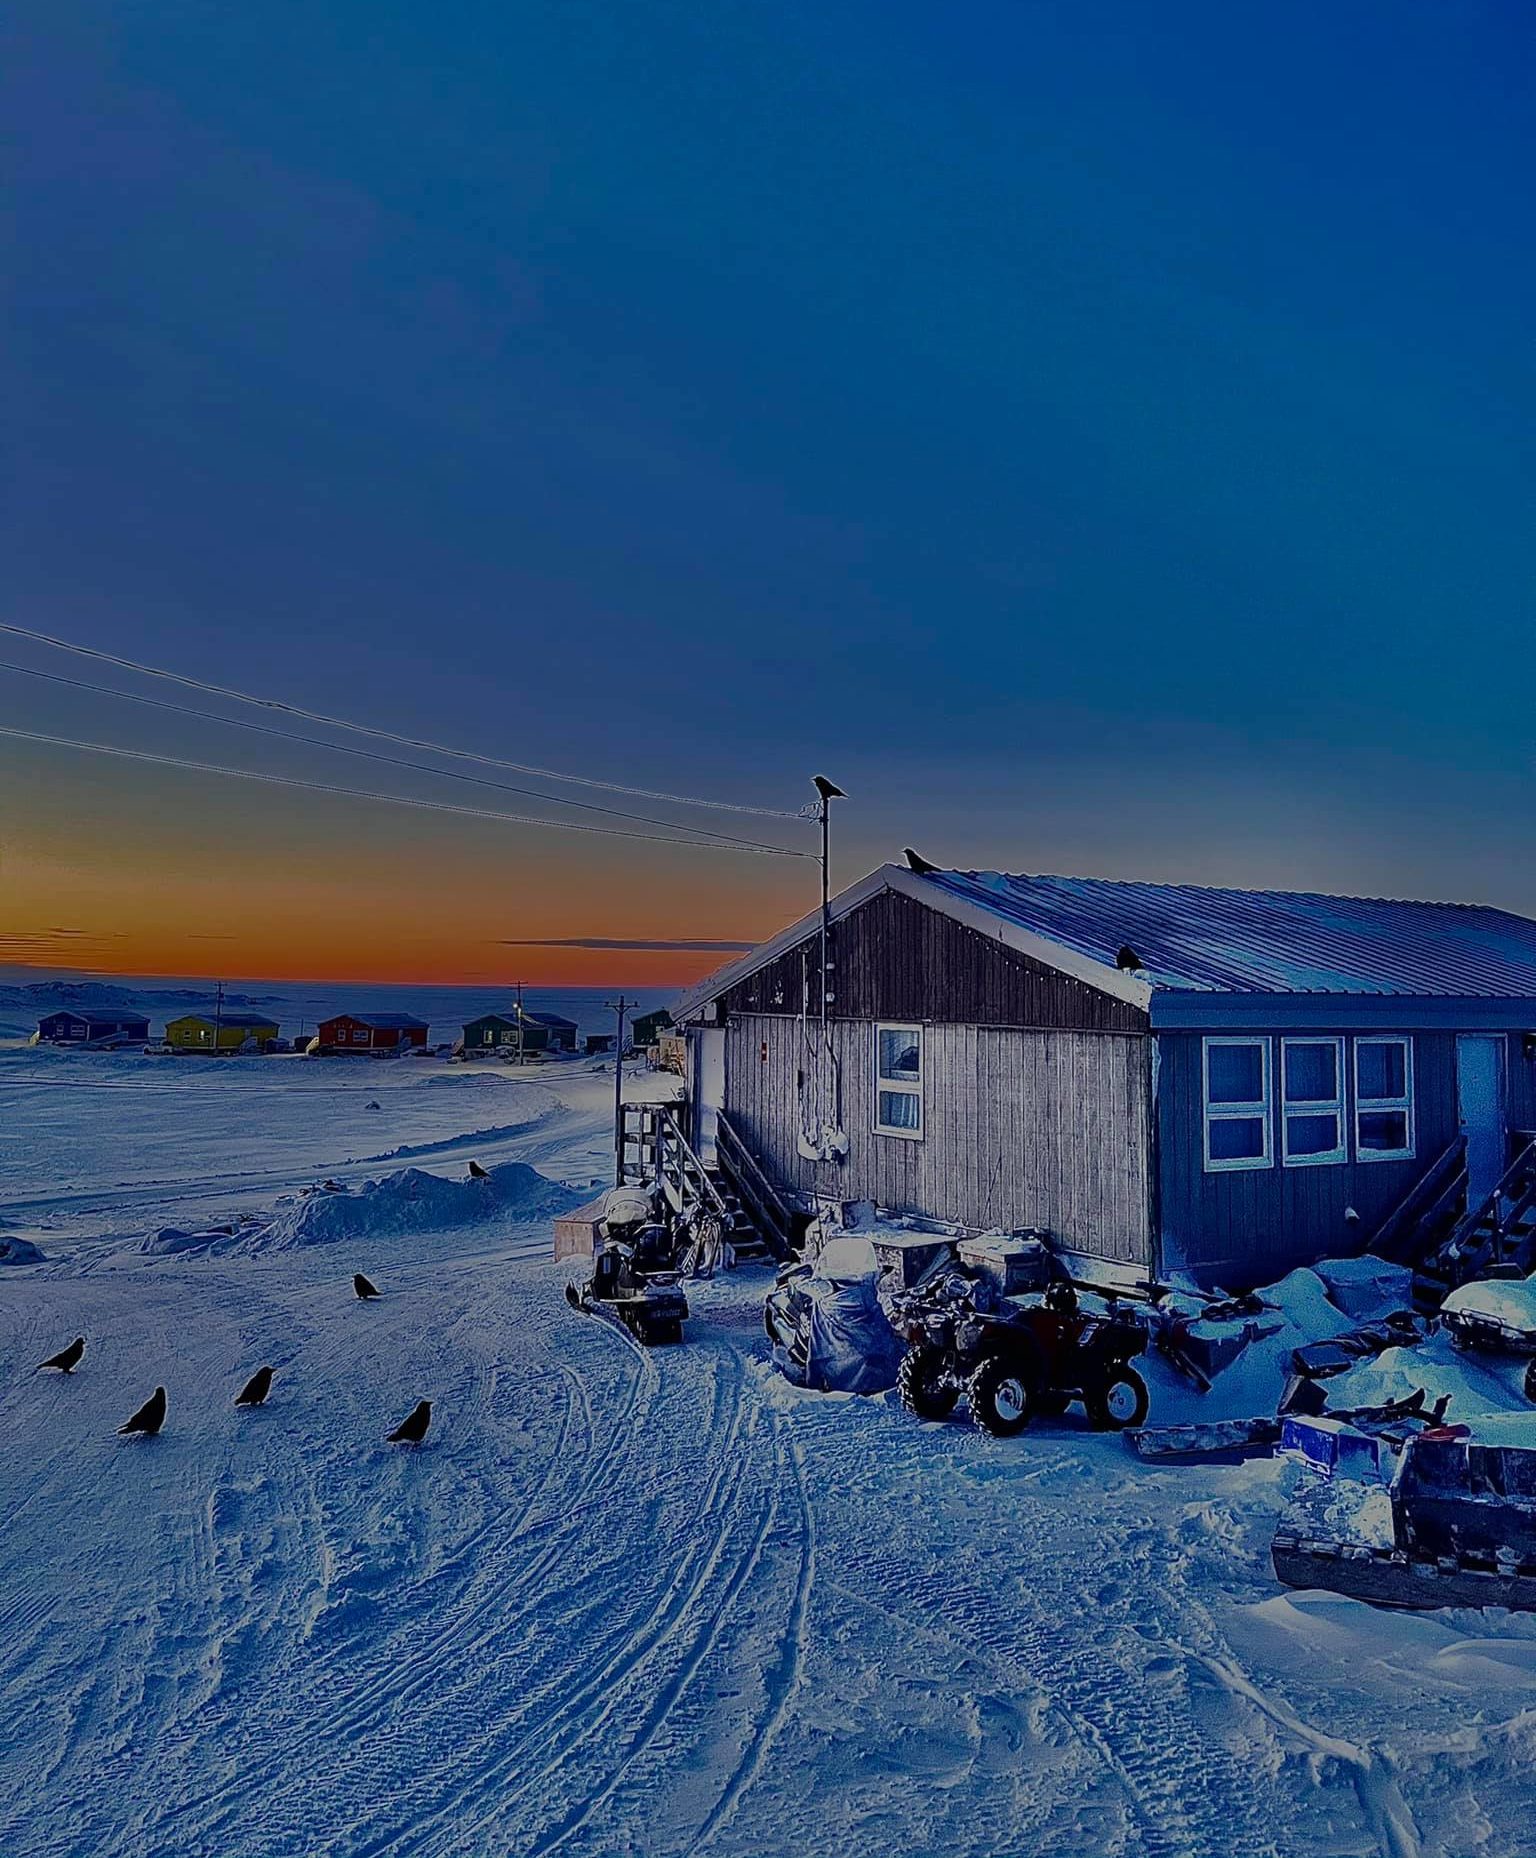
[239,1161,584,1252]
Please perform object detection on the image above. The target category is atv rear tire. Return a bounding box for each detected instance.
[898,1347,959,1420]
[1086,1366,1149,1431]
[967,1357,1034,1438]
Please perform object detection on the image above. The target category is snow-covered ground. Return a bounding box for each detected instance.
[6,1047,1536,1856]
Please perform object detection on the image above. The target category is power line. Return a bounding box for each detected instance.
[0,622,805,819]
[0,656,793,852]
[0,725,811,857]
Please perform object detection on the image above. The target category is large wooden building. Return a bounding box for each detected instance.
[676,863,1536,1286]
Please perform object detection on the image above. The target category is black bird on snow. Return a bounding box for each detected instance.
[353,1273,382,1300]
[36,1336,85,1374]
[235,1365,274,1408]
[387,1399,432,1446]
[118,1386,167,1438]
[468,1160,489,1181]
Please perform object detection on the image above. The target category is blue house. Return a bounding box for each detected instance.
[677,862,1536,1285]
[37,1009,151,1046]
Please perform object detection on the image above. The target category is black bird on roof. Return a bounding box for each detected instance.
[118,1387,167,1438]
[36,1336,85,1374]
[1116,945,1146,973]
[903,848,940,875]
[353,1273,381,1300]
[468,1160,489,1181]
[235,1366,274,1408]
[387,1399,432,1446]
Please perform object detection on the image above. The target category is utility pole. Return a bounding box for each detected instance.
[812,776,846,1136]
[212,978,225,1057]
[514,978,525,1066]
[606,995,637,1185]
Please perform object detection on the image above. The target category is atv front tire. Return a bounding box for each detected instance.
[967,1357,1034,1438]
[898,1347,960,1420]
[1086,1367,1149,1431]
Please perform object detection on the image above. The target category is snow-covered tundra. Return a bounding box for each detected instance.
[4,1045,1536,1857]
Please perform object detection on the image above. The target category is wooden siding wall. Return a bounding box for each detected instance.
[1156,1029,1463,1283]
[726,1014,1153,1264]
[717,889,1146,1034]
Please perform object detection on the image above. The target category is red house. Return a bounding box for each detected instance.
[317,1012,430,1054]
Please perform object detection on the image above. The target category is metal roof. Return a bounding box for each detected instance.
[922,870,1536,998]
[522,1010,577,1028]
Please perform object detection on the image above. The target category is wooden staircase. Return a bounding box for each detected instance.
[1413,1132,1536,1308]
[1372,1130,1536,1309]
[618,1102,800,1263]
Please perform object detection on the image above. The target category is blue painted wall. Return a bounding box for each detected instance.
[1153,1025,1522,1284]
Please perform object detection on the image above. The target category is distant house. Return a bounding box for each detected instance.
[37,1010,150,1046]
[585,1032,616,1055]
[317,1012,430,1054]
[631,1008,675,1050]
[165,1011,280,1053]
[522,1010,579,1052]
[677,861,1536,1287]
[462,1012,543,1054]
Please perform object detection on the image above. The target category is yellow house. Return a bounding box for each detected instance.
[164,1012,280,1052]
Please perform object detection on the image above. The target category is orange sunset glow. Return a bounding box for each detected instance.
[0,739,814,986]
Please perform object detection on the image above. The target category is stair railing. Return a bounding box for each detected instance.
[714,1113,797,1260]
[1370,1134,1466,1263]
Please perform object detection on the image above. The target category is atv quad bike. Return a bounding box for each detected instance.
[565,1189,690,1345]
[898,1279,1149,1437]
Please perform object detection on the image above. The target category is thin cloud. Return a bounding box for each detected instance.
[497,936,756,952]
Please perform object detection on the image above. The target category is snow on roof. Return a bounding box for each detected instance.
[330,1012,429,1029]
[919,870,1536,997]
[41,1009,149,1026]
[522,1010,577,1028]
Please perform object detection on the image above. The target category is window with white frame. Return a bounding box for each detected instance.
[1282,1037,1346,1165]
[1203,1037,1271,1170]
[1355,1037,1414,1161]
[874,1023,923,1138]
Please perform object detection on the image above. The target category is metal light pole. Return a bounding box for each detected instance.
[606,995,636,1185]
[812,775,846,1139]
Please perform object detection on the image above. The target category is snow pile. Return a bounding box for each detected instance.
[234,1161,583,1253]
[1149,1266,1361,1424]
[1326,1333,1531,1421]
[1311,1253,1414,1321]
[1442,1277,1536,1333]
[0,1235,46,1265]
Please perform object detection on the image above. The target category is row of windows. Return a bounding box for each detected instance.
[1203,1035,1414,1173]
[868,1024,1418,1168]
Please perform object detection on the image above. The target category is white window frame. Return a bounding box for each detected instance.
[1202,1036,1272,1172]
[1354,1036,1415,1163]
[1281,1036,1347,1167]
[873,1022,924,1140]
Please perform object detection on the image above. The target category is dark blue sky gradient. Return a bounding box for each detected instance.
[4,1,1535,961]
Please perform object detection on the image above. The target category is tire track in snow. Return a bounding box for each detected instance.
[692,1399,818,1853]
[337,1341,756,1857]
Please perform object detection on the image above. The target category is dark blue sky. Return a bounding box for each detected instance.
[4,2,1535,977]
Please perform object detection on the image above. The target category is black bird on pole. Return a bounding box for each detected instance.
[235,1366,274,1408]
[353,1273,382,1300]
[36,1336,85,1374]
[118,1387,167,1438]
[387,1399,432,1446]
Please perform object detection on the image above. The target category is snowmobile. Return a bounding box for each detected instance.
[565,1187,690,1345]
[896,1276,1150,1437]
